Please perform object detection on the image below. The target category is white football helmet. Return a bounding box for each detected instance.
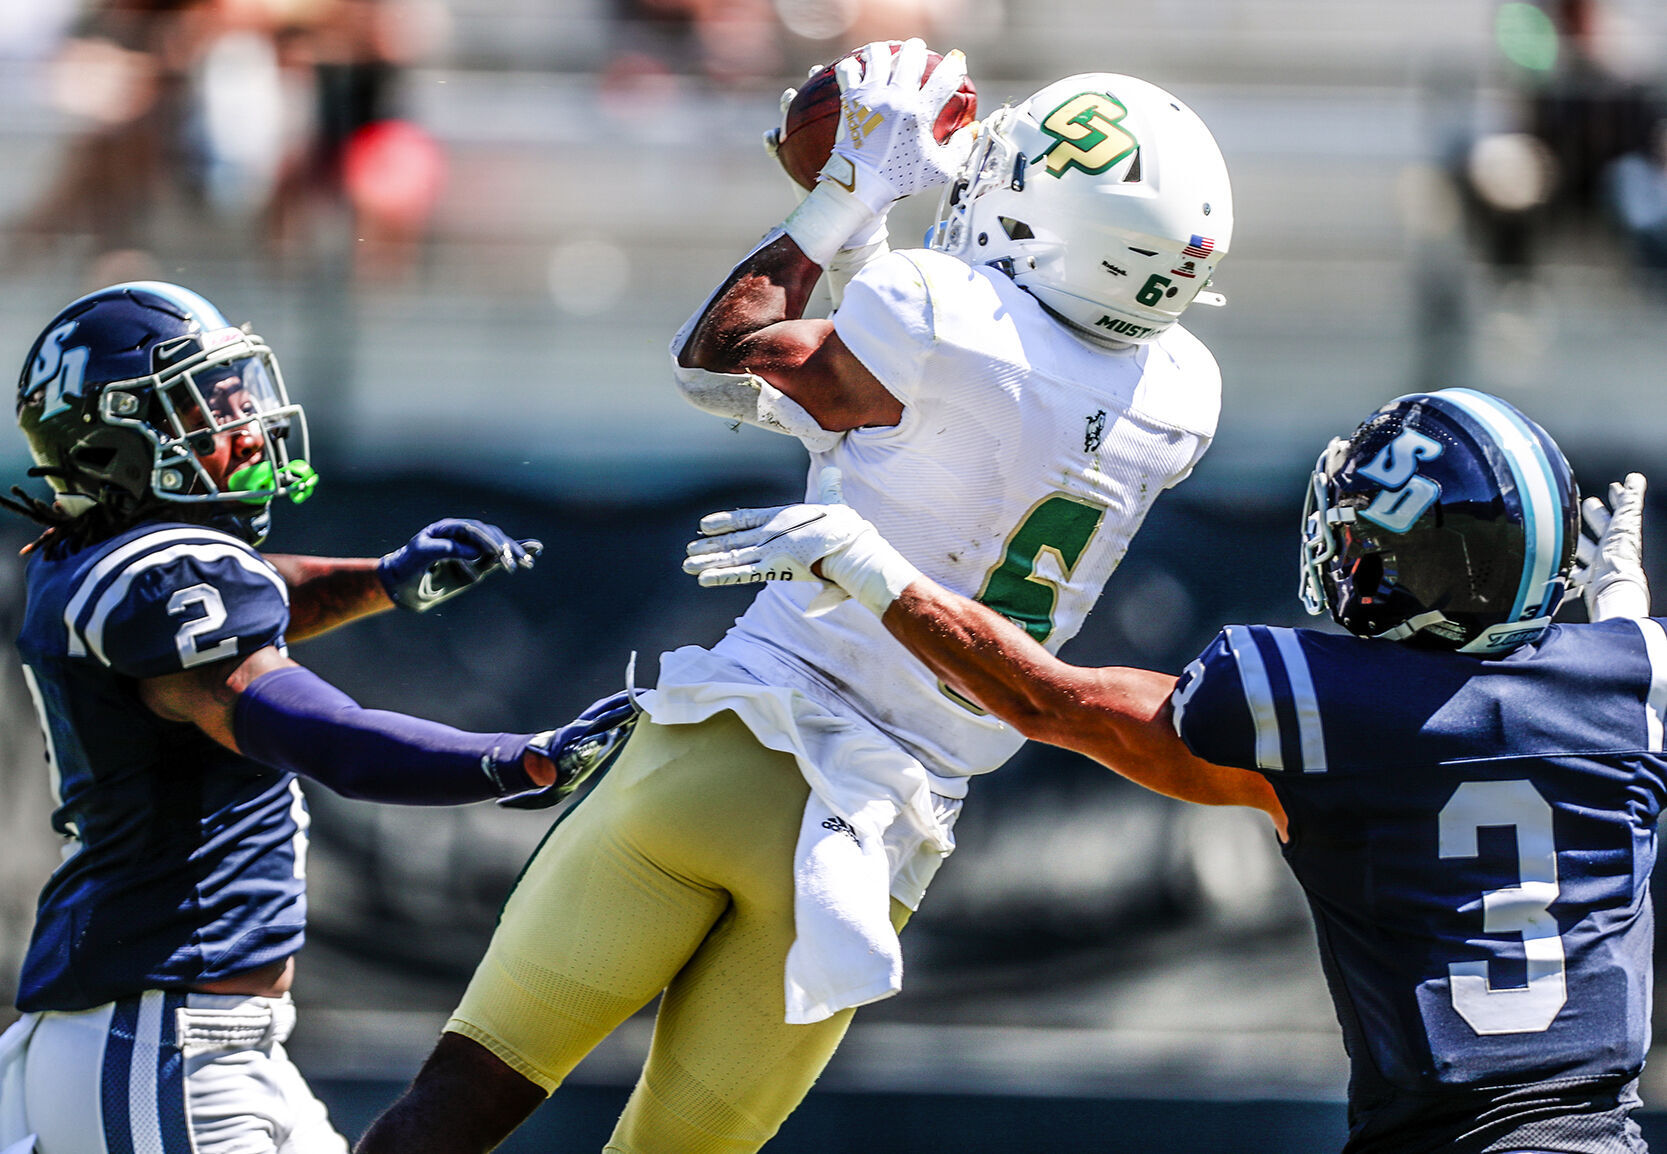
[930,73,1233,344]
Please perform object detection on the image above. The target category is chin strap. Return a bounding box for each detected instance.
[1376,609,1554,655]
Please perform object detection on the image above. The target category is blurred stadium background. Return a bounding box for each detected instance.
[2,0,1667,1148]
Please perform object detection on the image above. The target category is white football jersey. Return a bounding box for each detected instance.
[704,248,1221,792]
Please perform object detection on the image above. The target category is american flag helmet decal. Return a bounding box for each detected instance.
[1182,235,1215,260]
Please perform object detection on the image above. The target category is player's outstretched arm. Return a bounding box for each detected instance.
[670,40,972,436]
[261,554,387,640]
[269,518,541,640]
[139,649,631,807]
[685,472,1286,834]
[881,581,1284,834]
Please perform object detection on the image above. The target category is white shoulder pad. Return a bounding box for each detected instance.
[1135,324,1223,442]
[831,250,940,408]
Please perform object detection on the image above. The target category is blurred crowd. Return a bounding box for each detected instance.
[5,0,1667,294]
[0,0,972,287]
[604,0,967,92]
[1459,0,1667,282]
[5,0,449,282]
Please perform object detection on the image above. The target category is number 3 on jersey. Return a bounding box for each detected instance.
[1438,779,1567,1035]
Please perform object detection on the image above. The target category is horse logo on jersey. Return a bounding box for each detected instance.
[1035,92,1137,178]
[25,322,91,421]
[1357,427,1443,533]
[1084,410,1107,452]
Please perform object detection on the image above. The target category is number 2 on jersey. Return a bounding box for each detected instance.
[169,583,240,668]
[1438,779,1567,1035]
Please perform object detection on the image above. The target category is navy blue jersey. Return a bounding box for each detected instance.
[1173,620,1667,1152]
[14,520,307,1012]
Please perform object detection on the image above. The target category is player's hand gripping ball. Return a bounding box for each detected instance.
[771,44,978,190]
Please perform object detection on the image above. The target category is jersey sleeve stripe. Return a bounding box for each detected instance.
[1269,628,1327,773]
[78,542,289,668]
[286,778,310,880]
[1633,618,1667,751]
[1225,625,1282,770]
[63,527,268,657]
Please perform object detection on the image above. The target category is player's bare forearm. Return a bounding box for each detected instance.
[679,233,825,373]
[881,583,1183,772]
[139,646,297,751]
[678,232,903,430]
[881,581,1286,834]
[265,555,392,640]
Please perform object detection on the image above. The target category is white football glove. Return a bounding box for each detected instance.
[1572,472,1650,620]
[782,39,974,266]
[823,38,975,215]
[762,68,890,280]
[684,467,922,616]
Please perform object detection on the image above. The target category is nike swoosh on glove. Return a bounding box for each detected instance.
[379,518,541,612]
[499,690,639,809]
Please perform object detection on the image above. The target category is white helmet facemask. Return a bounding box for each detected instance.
[930,74,1233,345]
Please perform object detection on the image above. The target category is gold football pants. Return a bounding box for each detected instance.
[446,710,909,1153]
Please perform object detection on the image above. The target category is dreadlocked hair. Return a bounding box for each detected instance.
[0,479,146,556]
[0,484,70,554]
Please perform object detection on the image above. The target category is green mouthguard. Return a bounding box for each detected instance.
[227,459,319,505]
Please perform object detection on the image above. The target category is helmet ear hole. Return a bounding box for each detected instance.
[71,445,117,470]
[999,217,1035,240]
[1122,149,1142,182]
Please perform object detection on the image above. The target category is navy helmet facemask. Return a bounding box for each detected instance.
[15,281,316,543]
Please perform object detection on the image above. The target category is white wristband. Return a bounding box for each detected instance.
[824,525,923,617]
[1590,576,1651,620]
[783,181,884,268]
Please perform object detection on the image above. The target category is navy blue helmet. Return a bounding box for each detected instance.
[14,282,315,541]
[1300,388,1579,655]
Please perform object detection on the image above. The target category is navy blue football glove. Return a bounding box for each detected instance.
[378,519,542,612]
[500,690,640,809]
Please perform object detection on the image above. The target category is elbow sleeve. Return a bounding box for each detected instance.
[233,666,534,804]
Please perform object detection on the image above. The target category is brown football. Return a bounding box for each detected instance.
[776,47,978,191]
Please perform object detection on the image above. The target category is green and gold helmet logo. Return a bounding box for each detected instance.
[1035,92,1137,178]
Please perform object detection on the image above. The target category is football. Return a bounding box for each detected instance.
[776,47,978,191]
